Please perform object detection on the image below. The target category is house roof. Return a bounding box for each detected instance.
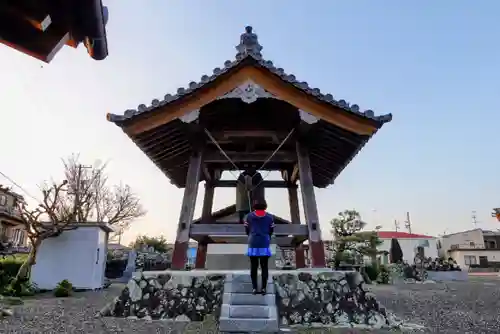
[377,231,435,239]
[107,26,392,127]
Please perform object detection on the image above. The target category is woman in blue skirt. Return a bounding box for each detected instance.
[244,200,275,295]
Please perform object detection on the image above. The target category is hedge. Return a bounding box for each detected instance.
[0,258,24,287]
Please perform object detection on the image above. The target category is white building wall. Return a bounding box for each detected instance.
[376,238,439,264]
[449,249,500,269]
[439,229,486,257]
[32,226,106,290]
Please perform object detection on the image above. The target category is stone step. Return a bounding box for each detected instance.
[229,305,272,319]
[225,281,275,294]
[228,273,273,284]
[219,317,279,333]
[225,292,276,306]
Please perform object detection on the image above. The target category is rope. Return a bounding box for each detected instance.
[204,127,295,210]
[250,128,295,191]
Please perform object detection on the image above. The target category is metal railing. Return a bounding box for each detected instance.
[0,206,22,218]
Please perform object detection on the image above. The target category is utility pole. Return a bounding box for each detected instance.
[472,210,478,227]
[404,212,412,234]
[394,220,400,232]
[68,164,92,222]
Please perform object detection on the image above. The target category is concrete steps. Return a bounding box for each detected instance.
[220,273,279,333]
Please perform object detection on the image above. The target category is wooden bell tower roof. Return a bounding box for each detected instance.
[107,26,392,188]
[0,0,109,62]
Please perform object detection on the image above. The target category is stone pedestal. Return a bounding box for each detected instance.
[100,269,411,331]
[426,270,468,282]
[206,244,276,270]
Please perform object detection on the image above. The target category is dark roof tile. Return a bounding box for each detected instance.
[107,26,392,125]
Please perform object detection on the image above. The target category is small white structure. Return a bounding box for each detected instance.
[31,223,112,290]
[375,231,438,264]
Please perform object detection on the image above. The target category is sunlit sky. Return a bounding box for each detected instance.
[1,1,500,245]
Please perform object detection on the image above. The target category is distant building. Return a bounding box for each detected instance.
[439,228,500,269]
[187,242,198,267]
[166,241,198,267]
[376,231,438,265]
[322,231,438,266]
[0,186,28,247]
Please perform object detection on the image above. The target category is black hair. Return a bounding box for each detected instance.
[253,200,268,211]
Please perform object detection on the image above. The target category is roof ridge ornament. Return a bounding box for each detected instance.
[235,26,263,60]
[218,80,275,104]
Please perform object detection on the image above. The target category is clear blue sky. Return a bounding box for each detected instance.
[1,1,499,243]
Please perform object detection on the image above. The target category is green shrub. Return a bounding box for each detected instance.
[377,265,391,284]
[2,280,36,297]
[364,265,380,281]
[0,258,24,294]
[54,279,73,297]
[0,259,23,279]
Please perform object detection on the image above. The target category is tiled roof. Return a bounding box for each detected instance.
[377,231,435,239]
[107,26,392,125]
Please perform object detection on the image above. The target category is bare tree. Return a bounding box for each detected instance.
[15,180,74,282]
[58,154,146,237]
[13,154,146,282]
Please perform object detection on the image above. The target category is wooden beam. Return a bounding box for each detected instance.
[288,186,301,225]
[0,2,52,31]
[0,17,70,63]
[189,224,309,237]
[288,185,306,268]
[204,151,295,163]
[190,235,307,247]
[296,141,326,267]
[214,180,288,188]
[201,182,215,222]
[170,150,203,270]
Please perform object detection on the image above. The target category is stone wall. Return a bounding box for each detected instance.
[273,271,402,329]
[100,272,225,321]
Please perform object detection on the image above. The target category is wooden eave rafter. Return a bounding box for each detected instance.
[0,0,109,62]
[117,62,381,137]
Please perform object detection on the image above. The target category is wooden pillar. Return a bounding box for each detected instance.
[195,243,208,269]
[288,185,306,268]
[195,183,214,269]
[296,141,326,268]
[201,182,215,222]
[171,151,203,270]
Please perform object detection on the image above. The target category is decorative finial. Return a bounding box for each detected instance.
[235,26,263,60]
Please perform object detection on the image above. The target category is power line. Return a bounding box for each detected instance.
[0,170,40,203]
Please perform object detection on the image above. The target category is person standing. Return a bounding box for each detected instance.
[244,200,274,295]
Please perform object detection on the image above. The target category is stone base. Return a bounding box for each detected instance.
[426,270,468,281]
[100,269,409,331]
[273,271,403,329]
[99,271,225,321]
[206,244,277,270]
[206,254,277,270]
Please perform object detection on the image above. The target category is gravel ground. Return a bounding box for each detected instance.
[1,279,499,333]
[368,278,500,334]
[0,284,219,334]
